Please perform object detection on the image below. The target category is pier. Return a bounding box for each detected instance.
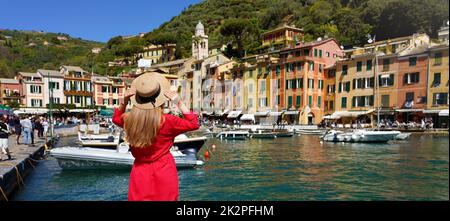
[0,136,56,201]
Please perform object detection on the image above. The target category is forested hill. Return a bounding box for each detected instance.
[0,29,103,78]
[151,0,448,54]
[1,0,448,77]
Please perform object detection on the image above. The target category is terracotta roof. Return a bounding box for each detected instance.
[280,38,339,53]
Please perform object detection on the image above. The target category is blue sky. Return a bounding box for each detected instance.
[0,0,203,42]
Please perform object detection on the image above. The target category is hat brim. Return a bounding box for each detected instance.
[130,72,171,110]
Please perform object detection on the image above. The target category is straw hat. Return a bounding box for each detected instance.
[130,72,170,110]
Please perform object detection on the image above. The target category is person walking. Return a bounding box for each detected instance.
[20,116,32,146]
[14,116,22,145]
[112,72,199,201]
[0,116,12,161]
[42,118,48,137]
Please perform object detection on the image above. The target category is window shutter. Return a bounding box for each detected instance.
[379,75,382,87]
[403,74,408,85]
[353,79,356,89]
[389,74,394,85]
[352,97,356,107]
[339,83,342,92]
[286,80,289,89]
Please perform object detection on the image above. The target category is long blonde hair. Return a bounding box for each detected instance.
[123,107,164,148]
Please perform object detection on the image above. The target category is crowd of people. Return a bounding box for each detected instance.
[0,114,52,161]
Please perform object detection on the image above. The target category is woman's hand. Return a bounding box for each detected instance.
[123,85,136,104]
[164,91,181,105]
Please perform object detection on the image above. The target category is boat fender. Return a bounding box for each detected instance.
[204,150,210,159]
[212,144,216,150]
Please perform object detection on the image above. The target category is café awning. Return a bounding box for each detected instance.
[269,111,284,116]
[439,109,449,116]
[227,110,242,118]
[254,111,270,116]
[395,109,424,113]
[240,114,255,121]
[423,109,441,114]
[284,110,299,115]
[330,110,372,119]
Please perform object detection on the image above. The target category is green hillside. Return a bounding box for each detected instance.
[0,29,103,78]
[1,0,448,77]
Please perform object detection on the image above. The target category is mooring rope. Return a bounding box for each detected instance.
[26,159,36,169]
[0,162,25,189]
[0,186,8,201]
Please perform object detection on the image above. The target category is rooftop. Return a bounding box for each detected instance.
[37,69,64,78]
[0,78,19,84]
[18,72,40,78]
[61,65,86,73]
[261,25,304,36]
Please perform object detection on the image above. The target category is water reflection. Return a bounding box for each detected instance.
[12,134,449,201]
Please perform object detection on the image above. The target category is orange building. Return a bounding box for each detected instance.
[276,38,343,124]
[395,46,429,122]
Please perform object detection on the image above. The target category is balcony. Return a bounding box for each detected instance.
[64,90,93,96]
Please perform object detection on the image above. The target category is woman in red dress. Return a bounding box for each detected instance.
[112,72,199,201]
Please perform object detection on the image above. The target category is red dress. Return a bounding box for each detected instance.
[112,108,199,201]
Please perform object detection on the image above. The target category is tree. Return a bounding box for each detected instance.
[106,36,123,49]
[374,0,449,40]
[7,100,20,109]
[220,19,256,58]
[334,8,372,46]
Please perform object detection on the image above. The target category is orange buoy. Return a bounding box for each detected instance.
[204,150,210,159]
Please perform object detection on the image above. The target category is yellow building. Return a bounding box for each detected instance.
[323,65,336,116]
[334,49,375,124]
[426,44,449,127]
[140,44,176,65]
[261,25,304,51]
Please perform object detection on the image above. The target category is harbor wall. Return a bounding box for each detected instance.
[0,139,55,201]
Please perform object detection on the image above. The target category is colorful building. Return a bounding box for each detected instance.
[277,38,343,124]
[0,78,21,106]
[16,72,44,108]
[261,25,304,51]
[323,65,336,116]
[425,44,449,127]
[139,44,176,65]
[61,65,93,107]
[38,69,65,107]
[395,44,429,123]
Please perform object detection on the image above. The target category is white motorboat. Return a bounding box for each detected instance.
[50,145,204,170]
[322,129,401,143]
[216,131,249,140]
[78,131,120,148]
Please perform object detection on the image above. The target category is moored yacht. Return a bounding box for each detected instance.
[322,129,401,143]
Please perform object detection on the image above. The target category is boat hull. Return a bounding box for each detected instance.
[50,147,203,170]
[250,133,277,139]
[323,130,401,143]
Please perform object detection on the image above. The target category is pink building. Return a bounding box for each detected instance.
[0,78,22,106]
[92,76,125,109]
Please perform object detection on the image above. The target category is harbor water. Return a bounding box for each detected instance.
[12,134,449,201]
